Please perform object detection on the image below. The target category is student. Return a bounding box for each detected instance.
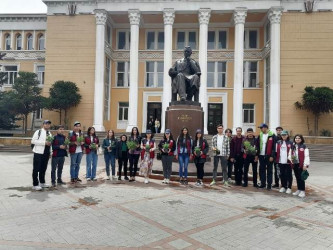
[273,126,284,188]
[128,127,141,182]
[243,128,258,187]
[85,127,99,181]
[140,129,156,184]
[230,127,245,186]
[103,130,117,180]
[31,120,53,190]
[51,125,67,186]
[192,129,209,187]
[225,128,234,183]
[116,134,129,181]
[288,134,310,198]
[158,129,175,184]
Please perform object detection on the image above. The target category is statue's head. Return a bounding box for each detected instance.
[183,46,192,58]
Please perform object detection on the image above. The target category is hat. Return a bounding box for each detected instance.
[281,130,289,136]
[165,129,171,134]
[258,123,268,128]
[276,126,283,130]
[73,121,81,126]
[43,120,51,124]
[247,128,254,132]
[301,170,309,181]
[146,129,152,134]
[196,129,202,134]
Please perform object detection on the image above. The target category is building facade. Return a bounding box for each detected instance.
[1,0,333,135]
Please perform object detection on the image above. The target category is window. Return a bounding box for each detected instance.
[265,22,270,43]
[177,31,197,50]
[106,25,111,44]
[16,34,22,50]
[207,30,227,50]
[243,104,255,124]
[38,34,45,50]
[116,62,130,87]
[146,31,164,50]
[117,31,130,50]
[2,66,18,85]
[36,65,45,85]
[27,34,33,50]
[5,34,11,50]
[244,29,258,49]
[118,102,129,121]
[104,57,111,120]
[207,61,227,88]
[146,61,164,88]
[36,109,43,120]
[243,61,258,88]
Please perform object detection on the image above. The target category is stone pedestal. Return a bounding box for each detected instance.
[165,101,204,137]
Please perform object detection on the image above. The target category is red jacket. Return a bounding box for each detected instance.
[141,138,155,159]
[84,136,99,154]
[68,131,85,154]
[275,140,292,164]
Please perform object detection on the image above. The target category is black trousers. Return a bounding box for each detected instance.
[274,162,280,185]
[259,155,273,187]
[129,154,140,177]
[118,151,128,178]
[279,163,292,189]
[195,162,205,180]
[243,155,258,186]
[293,164,305,191]
[32,153,50,186]
[234,155,244,184]
[227,159,233,179]
[51,156,65,183]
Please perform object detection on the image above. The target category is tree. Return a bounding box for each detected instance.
[0,91,20,130]
[45,81,82,128]
[10,71,45,134]
[0,72,7,87]
[295,86,333,136]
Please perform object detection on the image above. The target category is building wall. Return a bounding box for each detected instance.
[280,12,333,135]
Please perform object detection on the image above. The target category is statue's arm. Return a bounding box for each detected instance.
[169,61,178,78]
[190,60,201,76]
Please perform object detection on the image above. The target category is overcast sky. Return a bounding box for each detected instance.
[0,0,47,14]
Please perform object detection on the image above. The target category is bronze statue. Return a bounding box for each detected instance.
[169,46,201,102]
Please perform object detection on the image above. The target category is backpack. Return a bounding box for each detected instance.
[31,130,49,149]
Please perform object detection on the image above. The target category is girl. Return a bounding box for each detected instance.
[140,130,156,184]
[158,129,175,184]
[192,129,209,187]
[128,127,141,182]
[175,127,193,185]
[225,128,234,183]
[116,134,129,180]
[85,127,99,181]
[288,134,310,198]
[103,130,117,180]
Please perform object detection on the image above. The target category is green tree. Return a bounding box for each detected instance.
[10,71,45,134]
[0,91,19,129]
[295,86,333,136]
[45,81,82,128]
[0,72,7,87]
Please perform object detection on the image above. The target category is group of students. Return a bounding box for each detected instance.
[31,120,310,198]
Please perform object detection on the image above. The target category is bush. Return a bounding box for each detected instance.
[320,129,331,137]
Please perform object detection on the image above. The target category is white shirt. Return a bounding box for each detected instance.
[260,133,268,156]
[216,134,224,156]
[75,132,82,153]
[279,141,288,164]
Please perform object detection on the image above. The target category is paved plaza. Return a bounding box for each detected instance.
[0,152,332,250]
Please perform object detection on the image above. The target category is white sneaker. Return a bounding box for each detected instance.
[162,178,166,184]
[92,178,97,181]
[286,188,292,194]
[112,176,117,180]
[40,183,50,188]
[210,180,216,186]
[86,178,91,181]
[106,176,110,180]
[32,185,42,191]
[144,178,149,184]
[166,179,169,184]
[298,191,306,198]
[293,190,301,196]
[279,187,286,193]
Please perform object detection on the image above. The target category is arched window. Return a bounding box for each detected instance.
[16,34,22,50]
[5,34,11,50]
[27,34,33,50]
[38,34,45,50]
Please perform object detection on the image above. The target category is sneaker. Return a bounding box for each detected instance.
[52,183,56,187]
[273,184,279,188]
[166,179,170,184]
[286,188,292,194]
[242,183,248,187]
[118,176,121,181]
[279,187,286,193]
[86,178,91,181]
[258,185,266,189]
[32,185,42,191]
[124,176,129,181]
[184,179,188,185]
[71,178,75,184]
[106,176,110,180]
[210,180,216,186]
[227,178,232,183]
[298,191,306,198]
[195,181,201,187]
[112,176,117,180]
[267,185,272,190]
[293,190,301,196]
[162,178,166,184]
[144,179,149,184]
[57,180,66,185]
[92,178,97,181]
[40,183,50,188]
[224,181,230,187]
[76,178,82,182]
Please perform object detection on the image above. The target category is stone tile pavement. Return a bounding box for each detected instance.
[0,152,332,249]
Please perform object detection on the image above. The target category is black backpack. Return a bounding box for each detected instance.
[31,130,50,149]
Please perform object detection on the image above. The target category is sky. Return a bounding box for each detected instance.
[0,0,47,14]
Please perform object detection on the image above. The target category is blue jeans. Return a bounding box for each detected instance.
[178,153,189,178]
[104,153,116,176]
[86,152,98,179]
[70,152,82,179]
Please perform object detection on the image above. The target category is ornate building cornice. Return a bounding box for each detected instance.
[0,15,47,23]
[0,51,45,60]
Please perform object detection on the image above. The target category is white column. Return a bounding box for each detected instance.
[0,31,2,50]
[33,30,36,50]
[198,8,211,135]
[11,30,14,49]
[93,9,107,131]
[126,9,140,132]
[268,7,283,131]
[22,30,25,50]
[232,7,247,132]
[161,8,175,133]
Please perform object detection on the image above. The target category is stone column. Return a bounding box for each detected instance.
[0,31,2,50]
[198,8,211,135]
[93,9,107,131]
[11,30,14,49]
[126,9,140,132]
[232,7,247,132]
[22,30,25,50]
[268,7,283,131]
[161,8,175,133]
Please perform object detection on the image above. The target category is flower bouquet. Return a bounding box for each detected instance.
[194,146,201,156]
[127,141,138,153]
[46,135,54,143]
[243,141,256,156]
[291,155,299,164]
[63,138,70,146]
[90,143,97,150]
[145,144,151,152]
[77,136,84,144]
[163,143,170,153]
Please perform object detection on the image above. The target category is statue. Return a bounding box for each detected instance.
[168,46,201,102]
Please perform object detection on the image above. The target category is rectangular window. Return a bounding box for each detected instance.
[36,109,43,120]
[104,57,111,120]
[208,30,227,50]
[3,65,18,85]
[244,29,258,49]
[243,104,255,124]
[146,31,164,50]
[118,102,129,121]
[116,62,130,87]
[36,65,45,85]
[146,61,164,88]
[207,61,227,88]
[243,61,258,88]
[177,31,197,50]
[117,31,130,50]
